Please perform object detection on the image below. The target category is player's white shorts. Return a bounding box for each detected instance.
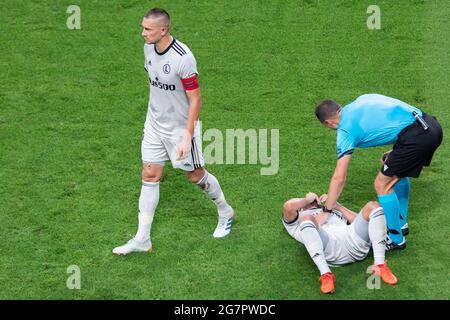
[283,211,371,266]
[141,124,205,172]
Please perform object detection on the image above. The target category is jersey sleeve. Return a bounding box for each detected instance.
[178,53,198,80]
[336,129,355,159]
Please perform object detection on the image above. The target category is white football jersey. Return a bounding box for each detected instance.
[143,37,198,137]
[283,207,370,266]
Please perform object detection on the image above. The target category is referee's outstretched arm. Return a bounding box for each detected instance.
[324,154,352,211]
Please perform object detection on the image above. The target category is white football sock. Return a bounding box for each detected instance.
[197,171,233,217]
[135,181,159,242]
[368,207,387,265]
[300,221,331,275]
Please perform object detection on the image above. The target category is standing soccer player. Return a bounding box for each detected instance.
[113,8,235,255]
[315,94,442,250]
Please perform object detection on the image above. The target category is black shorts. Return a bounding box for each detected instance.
[382,113,443,178]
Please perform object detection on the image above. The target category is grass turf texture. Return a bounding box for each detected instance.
[0,0,449,299]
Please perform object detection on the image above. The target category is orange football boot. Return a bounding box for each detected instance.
[319,272,335,294]
[372,261,398,285]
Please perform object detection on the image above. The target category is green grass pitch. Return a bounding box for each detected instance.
[0,0,449,299]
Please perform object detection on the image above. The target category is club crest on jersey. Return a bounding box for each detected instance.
[163,64,171,74]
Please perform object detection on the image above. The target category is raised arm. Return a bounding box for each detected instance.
[283,192,320,222]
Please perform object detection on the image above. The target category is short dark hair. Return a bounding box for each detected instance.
[144,8,170,27]
[315,99,341,123]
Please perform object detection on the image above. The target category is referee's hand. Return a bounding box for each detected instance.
[380,150,392,164]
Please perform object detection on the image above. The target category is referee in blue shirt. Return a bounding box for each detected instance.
[315,94,443,250]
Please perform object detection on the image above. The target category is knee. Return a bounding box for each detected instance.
[362,201,381,219]
[374,177,387,195]
[142,168,162,183]
[367,201,381,210]
[374,174,398,195]
[142,173,161,183]
[299,214,317,228]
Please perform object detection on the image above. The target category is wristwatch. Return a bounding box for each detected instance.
[322,206,333,213]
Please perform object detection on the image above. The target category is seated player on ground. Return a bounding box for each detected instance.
[282,192,398,294]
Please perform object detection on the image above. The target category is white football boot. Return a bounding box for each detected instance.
[112,238,152,255]
[213,211,235,238]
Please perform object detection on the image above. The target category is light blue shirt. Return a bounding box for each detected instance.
[337,94,422,158]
